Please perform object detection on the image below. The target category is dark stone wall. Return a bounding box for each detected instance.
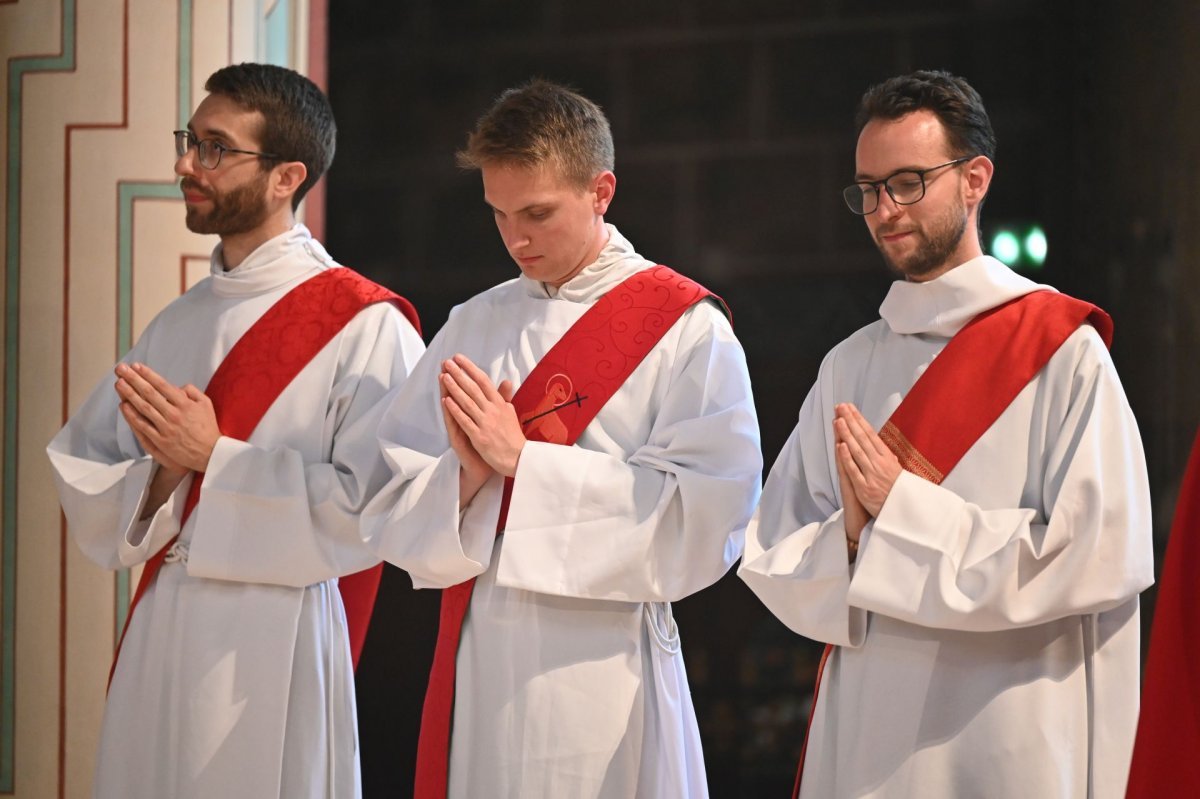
[326,1,1200,795]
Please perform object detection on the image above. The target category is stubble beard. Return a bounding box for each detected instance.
[876,197,969,280]
[183,169,271,237]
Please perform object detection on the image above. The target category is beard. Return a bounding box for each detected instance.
[181,169,271,236]
[874,195,969,279]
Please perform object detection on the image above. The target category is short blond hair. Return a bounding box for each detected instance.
[456,79,614,189]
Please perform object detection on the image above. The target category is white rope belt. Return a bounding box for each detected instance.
[644,601,681,655]
[163,541,190,565]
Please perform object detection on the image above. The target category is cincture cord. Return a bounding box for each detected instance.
[644,601,682,655]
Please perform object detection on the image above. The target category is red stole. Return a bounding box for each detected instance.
[110,267,421,686]
[793,289,1112,798]
[1125,426,1200,798]
[413,265,725,799]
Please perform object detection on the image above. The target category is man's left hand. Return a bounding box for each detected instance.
[440,354,525,478]
[114,362,220,473]
[833,402,901,518]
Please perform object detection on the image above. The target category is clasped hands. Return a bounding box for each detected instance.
[439,354,527,507]
[114,362,220,477]
[833,403,902,548]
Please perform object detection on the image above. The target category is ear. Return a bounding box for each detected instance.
[270,161,309,204]
[963,155,993,207]
[591,170,616,216]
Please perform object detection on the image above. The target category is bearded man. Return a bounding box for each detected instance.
[739,70,1153,799]
[47,63,424,798]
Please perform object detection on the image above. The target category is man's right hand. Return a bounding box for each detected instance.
[834,417,870,561]
[116,368,190,520]
[836,442,869,548]
[441,363,515,509]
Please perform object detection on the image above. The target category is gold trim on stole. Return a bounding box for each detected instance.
[879,421,945,486]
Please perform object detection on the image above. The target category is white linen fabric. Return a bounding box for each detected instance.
[363,225,763,798]
[48,225,425,799]
[739,256,1154,799]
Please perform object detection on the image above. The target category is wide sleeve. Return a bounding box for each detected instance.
[493,304,763,603]
[183,304,426,587]
[847,328,1155,632]
[360,311,506,589]
[46,326,196,571]
[737,348,870,647]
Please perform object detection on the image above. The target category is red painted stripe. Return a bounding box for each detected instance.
[3,6,85,796]
[59,0,131,795]
[305,0,328,242]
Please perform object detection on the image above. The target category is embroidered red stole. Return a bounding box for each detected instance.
[413,265,726,799]
[110,267,421,686]
[792,289,1112,798]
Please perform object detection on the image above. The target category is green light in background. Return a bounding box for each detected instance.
[989,223,1047,271]
[991,230,1021,266]
[1024,226,1048,266]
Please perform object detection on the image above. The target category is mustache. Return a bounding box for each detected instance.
[875,225,915,242]
[179,178,211,198]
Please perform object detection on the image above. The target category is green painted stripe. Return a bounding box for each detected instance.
[114,0,194,649]
[116,183,181,352]
[4,0,78,789]
[177,0,192,130]
[111,181,181,637]
[264,0,290,66]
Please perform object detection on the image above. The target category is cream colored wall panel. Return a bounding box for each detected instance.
[13,411,60,790]
[9,82,70,799]
[0,0,62,53]
[193,0,234,107]
[62,539,112,799]
[185,254,211,290]
[62,127,119,411]
[131,200,215,339]
[293,2,310,75]
[229,0,261,65]
[5,1,323,795]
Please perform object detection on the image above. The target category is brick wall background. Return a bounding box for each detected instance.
[326,1,1200,794]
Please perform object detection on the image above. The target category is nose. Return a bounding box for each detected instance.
[874,189,904,223]
[497,217,530,252]
[174,146,197,178]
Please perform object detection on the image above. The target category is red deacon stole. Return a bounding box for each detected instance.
[792,289,1112,798]
[1125,425,1200,798]
[413,265,726,799]
[110,267,421,687]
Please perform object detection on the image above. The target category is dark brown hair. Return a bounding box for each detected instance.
[855,70,996,162]
[205,62,336,209]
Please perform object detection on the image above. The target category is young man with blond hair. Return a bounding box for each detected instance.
[363,79,761,798]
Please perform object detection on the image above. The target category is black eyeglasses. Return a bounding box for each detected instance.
[842,156,975,215]
[173,130,280,170]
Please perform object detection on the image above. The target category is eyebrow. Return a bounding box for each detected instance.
[187,123,237,143]
[854,165,927,182]
[485,199,555,215]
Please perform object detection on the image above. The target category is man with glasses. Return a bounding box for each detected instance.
[47,63,424,797]
[740,70,1152,797]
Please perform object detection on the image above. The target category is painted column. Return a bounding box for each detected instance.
[0,0,321,795]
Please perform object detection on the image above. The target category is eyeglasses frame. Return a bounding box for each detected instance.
[843,155,976,216]
[173,129,281,170]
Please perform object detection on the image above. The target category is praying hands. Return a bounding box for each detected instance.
[114,362,220,474]
[439,354,525,506]
[833,402,902,545]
